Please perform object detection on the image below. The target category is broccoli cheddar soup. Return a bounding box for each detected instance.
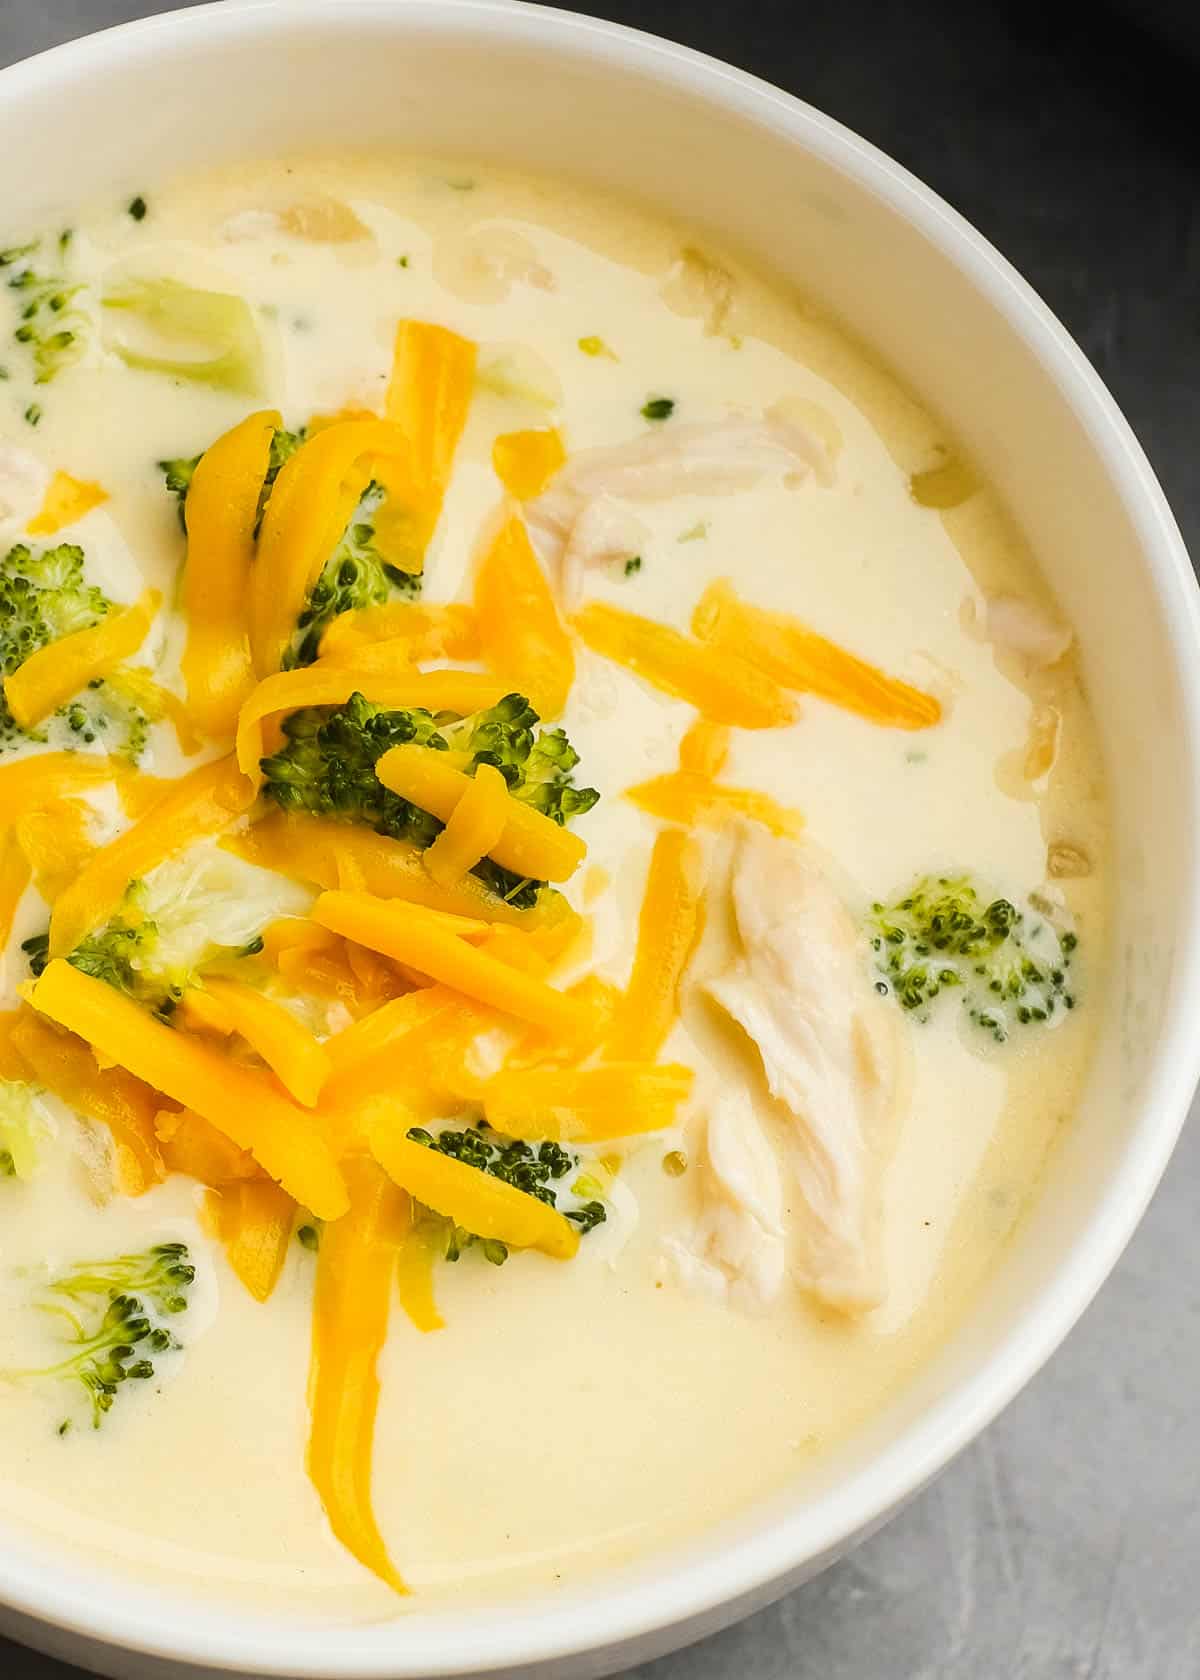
[0,155,1106,1616]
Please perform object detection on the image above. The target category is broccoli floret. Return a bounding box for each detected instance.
[157,454,200,530]
[437,692,539,784]
[867,873,1077,1043]
[24,908,171,1014]
[44,1242,196,1317]
[159,415,415,658]
[261,691,445,841]
[438,702,599,842]
[256,424,306,532]
[514,727,601,826]
[286,481,420,667]
[564,1200,608,1234]
[36,1295,173,1431]
[56,674,152,763]
[0,1079,50,1181]
[20,931,48,976]
[0,541,110,660]
[4,1243,194,1430]
[406,1125,607,1266]
[102,276,263,394]
[158,423,305,536]
[61,916,149,997]
[261,691,599,908]
[24,844,310,1013]
[2,235,88,384]
[0,540,116,750]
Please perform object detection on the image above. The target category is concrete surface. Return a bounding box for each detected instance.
[1,1,1198,1676]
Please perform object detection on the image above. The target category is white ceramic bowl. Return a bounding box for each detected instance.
[1,3,1197,1676]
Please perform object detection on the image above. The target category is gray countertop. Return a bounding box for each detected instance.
[2,2,1198,1676]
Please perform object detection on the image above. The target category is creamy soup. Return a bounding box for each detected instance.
[0,155,1106,1618]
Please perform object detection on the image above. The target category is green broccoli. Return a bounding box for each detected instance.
[261,691,445,843]
[0,538,151,760]
[23,842,310,1012]
[514,727,602,825]
[405,1125,607,1266]
[22,911,165,1013]
[2,235,88,384]
[260,691,599,908]
[286,480,420,667]
[867,873,1077,1043]
[36,1295,173,1431]
[0,539,116,750]
[256,425,306,531]
[436,691,539,784]
[0,1079,50,1181]
[19,931,48,975]
[4,1243,195,1430]
[42,1242,196,1317]
[102,276,263,395]
[0,541,110,660]
[54,915,148,995]
[57,674,152,762]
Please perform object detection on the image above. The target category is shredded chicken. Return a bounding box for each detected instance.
[660,246,736,337]
[529,417,825,540]
[223,199,373,245]
[526,417,827,596]
[702,827,900,1314]
[663,1091,786,1312]
[986,595,1073,668]
[0,443,49,530]
[222,209,281,243]
[434,227,554,305]
[559,495,649,608]
[1023,702,1061,780]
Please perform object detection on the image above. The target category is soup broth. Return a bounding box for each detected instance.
[0,155,1106,1617]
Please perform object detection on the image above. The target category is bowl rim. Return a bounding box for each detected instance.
[2,0,1199,1674]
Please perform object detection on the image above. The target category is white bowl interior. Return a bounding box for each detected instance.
[0,3,1196,1675]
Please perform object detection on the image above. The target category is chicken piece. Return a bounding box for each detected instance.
[223,199,373,245]
[559,495,649,608]
[985,595,1073,668]
[434,228,554,306]
[529,417,825,541]
[526,417,827,596]
[661,247,736,337]
[703,827,899,1313]
[663,1090,786,1312]
[0,443,49,531]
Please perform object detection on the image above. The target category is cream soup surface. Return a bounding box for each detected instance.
[0,155,1106,1618]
